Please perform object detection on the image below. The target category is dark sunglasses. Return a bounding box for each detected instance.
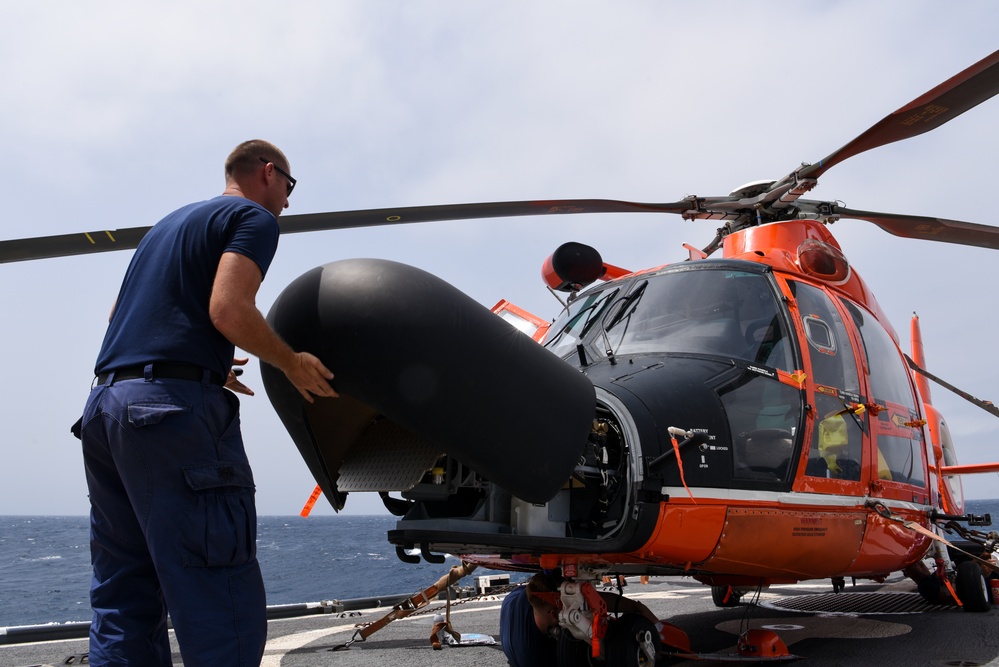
[259,156,296,196]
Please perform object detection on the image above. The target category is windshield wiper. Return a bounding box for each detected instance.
[577,290,620,339]
[544,291,617,352]
[605,281,648,330]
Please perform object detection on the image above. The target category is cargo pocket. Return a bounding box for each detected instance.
[128,402,190,427]
[180,462,257,568]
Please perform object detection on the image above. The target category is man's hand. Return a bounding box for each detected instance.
[210,252,338,403]
[225,357,255,396]
[284,351,338,402]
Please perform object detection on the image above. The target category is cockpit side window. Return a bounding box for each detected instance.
[840,301,916,410]
[788,281,859,394]
[720,373,802,485]
[789,281,864,482]
[840,299,925,487]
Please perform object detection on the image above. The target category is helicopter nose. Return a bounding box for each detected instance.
[263,258,596,508]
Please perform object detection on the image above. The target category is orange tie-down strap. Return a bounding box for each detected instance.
[868,500,999,582]
[334,561,479,649]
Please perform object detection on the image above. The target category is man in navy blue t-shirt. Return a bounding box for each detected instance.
[500,573,560,667]
[78,140,338,667]
[500,572,664,666]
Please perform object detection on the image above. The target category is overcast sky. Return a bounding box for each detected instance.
[2,1,997,517]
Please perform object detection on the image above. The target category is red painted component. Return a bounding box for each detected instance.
[797,238,851,284]
[738,629,791,658]
[579,582,609,661]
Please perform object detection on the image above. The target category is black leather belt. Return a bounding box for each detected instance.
[97,363,225,386]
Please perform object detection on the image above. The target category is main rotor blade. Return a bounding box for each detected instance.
[834,206,999,250]
[905,354,999,419]
[0,198,691,264]
[277,198,691,234]
[0,226,154,264]
[798,47,999,182]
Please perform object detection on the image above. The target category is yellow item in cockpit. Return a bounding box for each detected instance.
[818,412,849,475]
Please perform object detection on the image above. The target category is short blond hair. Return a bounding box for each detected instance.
[225,140,289,181]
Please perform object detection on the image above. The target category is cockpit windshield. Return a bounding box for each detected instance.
[545,266,793,369]
[610,268,792,368]
[543,288,619,359]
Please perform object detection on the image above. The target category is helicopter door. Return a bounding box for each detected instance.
[786,281,866,487]
[839,299,929,501]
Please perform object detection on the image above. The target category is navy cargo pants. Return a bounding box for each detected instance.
[80,371,267,667]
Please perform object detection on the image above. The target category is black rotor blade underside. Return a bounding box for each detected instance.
[0,198,691,264]
[799,47,999,181]
[277,198,690,234]
[0,226,154,264]
[7,52,999,265]
[835,206,999,250]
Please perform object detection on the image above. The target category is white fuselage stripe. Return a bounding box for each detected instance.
[659,486,931,514]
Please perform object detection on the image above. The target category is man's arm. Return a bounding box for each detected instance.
[210,251,338,402]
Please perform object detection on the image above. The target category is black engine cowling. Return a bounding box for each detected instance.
[261,258,596,510]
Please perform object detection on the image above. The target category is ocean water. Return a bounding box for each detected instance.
[2,500,997,628]
[0,515,490,628]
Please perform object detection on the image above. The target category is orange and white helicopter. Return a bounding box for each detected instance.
[4,45,999,666]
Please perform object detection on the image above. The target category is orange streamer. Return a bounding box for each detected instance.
[300,485,322,517]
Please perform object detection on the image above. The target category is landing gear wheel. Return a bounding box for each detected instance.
[955,560,990,612]
[711,585,741,607]
[605,613,660,667]
[557,629,593,667]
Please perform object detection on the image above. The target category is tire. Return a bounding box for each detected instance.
[557,629,592,667]
[955,560,990,612]
[711,585,741,607]
[604,613,660,667]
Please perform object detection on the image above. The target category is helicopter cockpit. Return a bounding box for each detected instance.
[540,255,927,502]
[546,264,795,370]
[544,261,806,489]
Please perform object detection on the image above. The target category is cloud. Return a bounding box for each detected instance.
[2,0,998,518]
